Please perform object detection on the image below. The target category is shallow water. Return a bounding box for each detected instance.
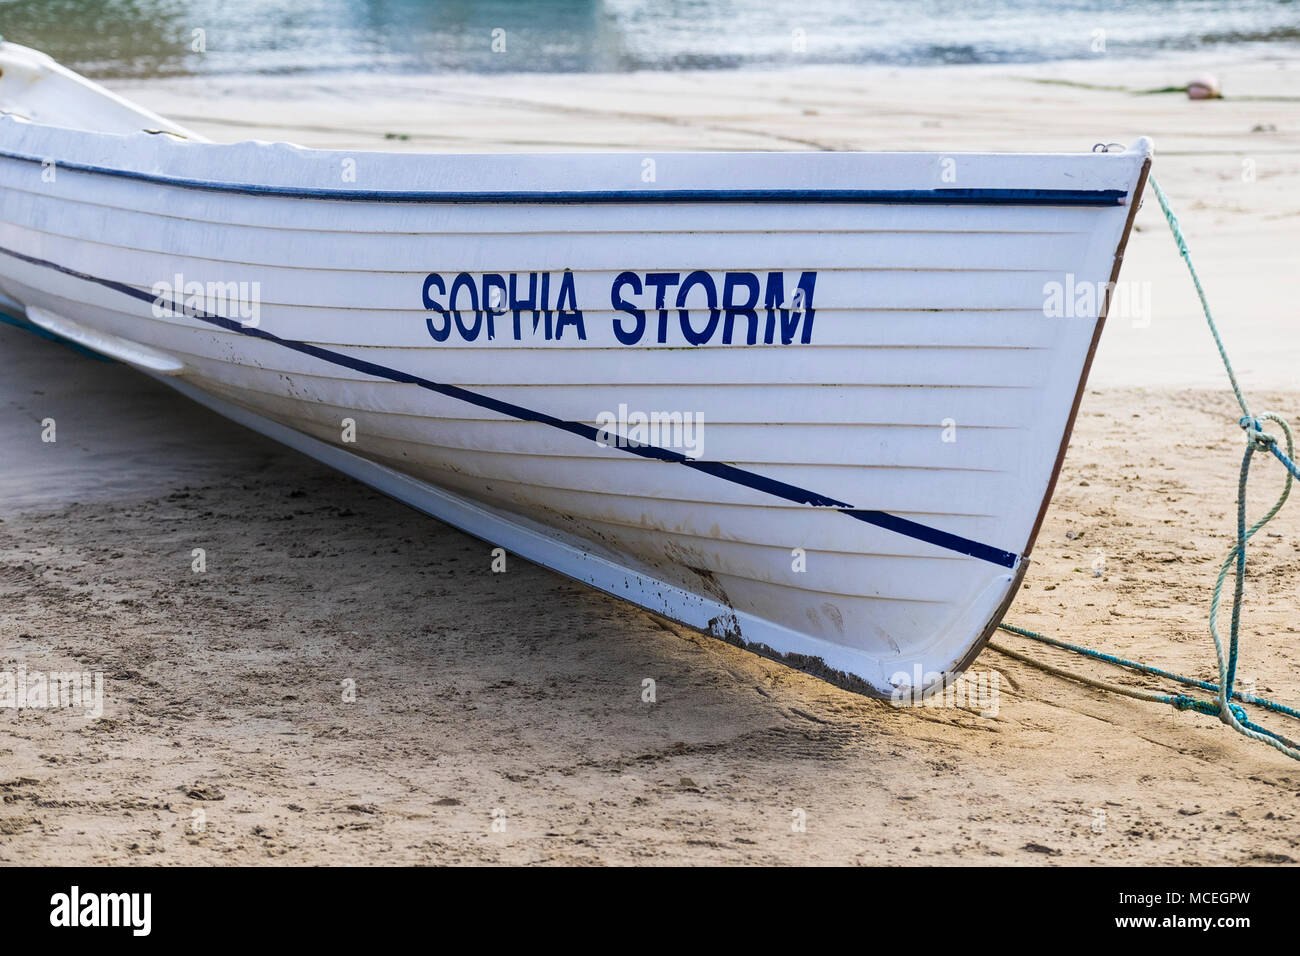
[1,0,1297,78]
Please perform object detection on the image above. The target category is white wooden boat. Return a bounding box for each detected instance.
[0,41,1151,697]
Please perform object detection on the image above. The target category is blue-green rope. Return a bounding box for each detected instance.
[990,175,1300,761]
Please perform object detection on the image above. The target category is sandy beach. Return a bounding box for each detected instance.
[2,52,1299,865]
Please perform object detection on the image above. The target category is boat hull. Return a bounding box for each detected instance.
[0,42,1151,696]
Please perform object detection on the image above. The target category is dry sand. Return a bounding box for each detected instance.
[2,52,1299,865]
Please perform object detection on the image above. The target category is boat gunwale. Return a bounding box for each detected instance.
[0,145,1127,206]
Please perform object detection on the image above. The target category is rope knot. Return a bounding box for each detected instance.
[1239,416,1276,448]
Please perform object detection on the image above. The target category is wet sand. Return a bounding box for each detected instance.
[2,53,1299,864]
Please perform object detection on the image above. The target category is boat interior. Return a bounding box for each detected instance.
[0,40,195,138]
